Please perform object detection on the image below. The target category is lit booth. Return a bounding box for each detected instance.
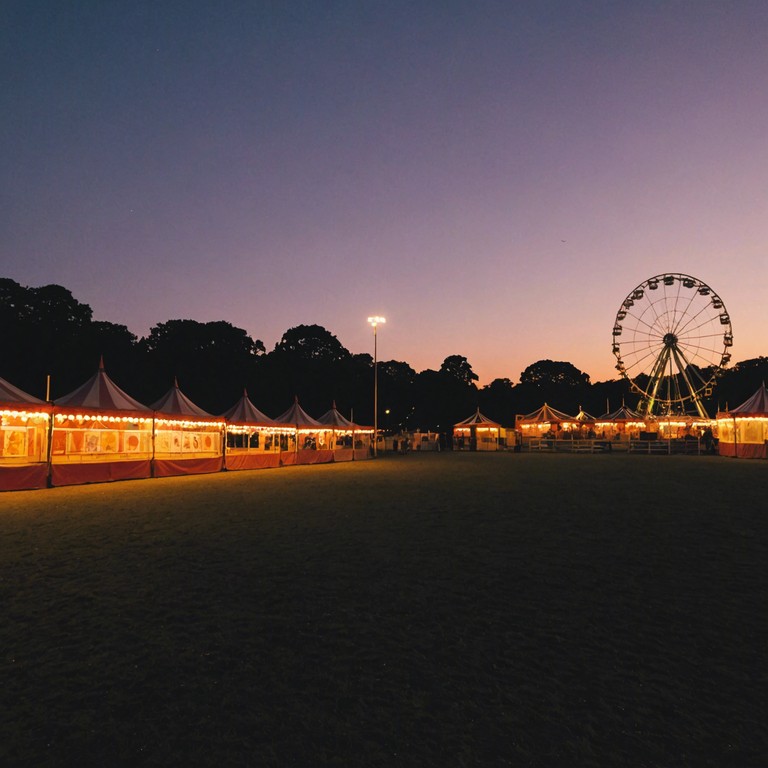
[273,397,333,465]
[595,403,646,441]
[717,383,768,459]
[50,361,153,486]
[516,403,574,440]
[316,402,372,462]
[453,409,502,451]
[0,375,51,491]
[151,380,225,477]
[221,389,282,471]
[563,407,598,438]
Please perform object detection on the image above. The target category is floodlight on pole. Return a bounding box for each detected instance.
[367,316,386,457]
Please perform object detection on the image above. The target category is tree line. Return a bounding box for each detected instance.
[2,278,765,431]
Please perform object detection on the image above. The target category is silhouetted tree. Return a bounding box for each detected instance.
[520,360,590,387]
[377,360,416,431]
[0,279,96,397]
[440,355,479,386]
[140,319,264,411]
[478,378,516,425]
[259,325,353,416]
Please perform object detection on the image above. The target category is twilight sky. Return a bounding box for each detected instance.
[3,0,767,385]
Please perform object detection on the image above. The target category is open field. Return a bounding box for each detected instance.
[2,453,766,766]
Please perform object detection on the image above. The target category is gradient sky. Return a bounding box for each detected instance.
[3,0,767,385]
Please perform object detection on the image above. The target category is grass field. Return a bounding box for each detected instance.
[1,453,766,767]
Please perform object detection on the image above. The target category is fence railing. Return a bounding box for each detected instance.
[522,438,712,455]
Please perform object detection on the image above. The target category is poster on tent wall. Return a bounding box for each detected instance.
[153,421,224,477]
[49,420,153,486]
[51,425,152,459]
[2,428,28,457]
[0,413,49,491]
[1,420,47,462]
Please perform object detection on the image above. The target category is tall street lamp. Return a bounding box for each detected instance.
[367,316,386,457]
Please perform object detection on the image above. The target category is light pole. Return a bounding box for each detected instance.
[367,316,386,457]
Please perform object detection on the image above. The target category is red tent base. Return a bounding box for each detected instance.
[153,457,224,477]
[0,464,49,491]
[718,442,767,459]
[225,453,280,471]
[51,460,152,487]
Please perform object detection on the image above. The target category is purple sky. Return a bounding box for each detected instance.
[3,1,767,384]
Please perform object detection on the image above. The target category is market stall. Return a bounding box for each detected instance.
[221,389,282,471]
[717,383,768,459]
[151,379,225,477]
[0,375,51,491]
[515,403,575,440]
[316,402,372,461]
[273,397,332,465]
[453,409,502,451]
[595,402,646,441]
[50,360,153,486]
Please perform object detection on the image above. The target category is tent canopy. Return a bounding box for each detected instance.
[316,402,358,429]
[152,378,216,420]
[599,403,642,421]
[454,408,500,428]
[273,396,322,428]
[519,403,574,423]
[221,389,274,425]
[727,382,768,417]
[55,359,151,417]
[0,374,47,409]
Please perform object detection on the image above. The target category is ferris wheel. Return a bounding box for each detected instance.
[612,273,733,418]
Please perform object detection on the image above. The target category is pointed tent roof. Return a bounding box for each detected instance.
[220,389,274,425]
[273,396,322,428]
[518,403,574,423]
[454,408,500,428]
[151,378,217,420]
[55,358,151,416]
[728,382,768,416]
[600,403,642,421]
[0,374,48,409]
[317,401,358,429]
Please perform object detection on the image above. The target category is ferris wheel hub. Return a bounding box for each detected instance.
[663,332,678,347]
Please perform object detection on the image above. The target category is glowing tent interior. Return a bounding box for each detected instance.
[0,374,51,491]
[273,397,331,465]
[51,360,153,486]
[515,403,575,439]
[716,382,768,459]
[316,402,372,461]
[151,379,225,477]
[221,389,281,471]
[453,409,502,451]
[595,403,646,440]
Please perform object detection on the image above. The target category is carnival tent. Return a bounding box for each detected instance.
[316,402,372,461]
[716,382,768,459]
[0,374,51,491]
[273,397,332,465]
[595,402,646,440]
[221,389,281,471]
[51,359,153,486]
[151,379,225,477]
[516,403,574,438]
[453,408,502,451]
